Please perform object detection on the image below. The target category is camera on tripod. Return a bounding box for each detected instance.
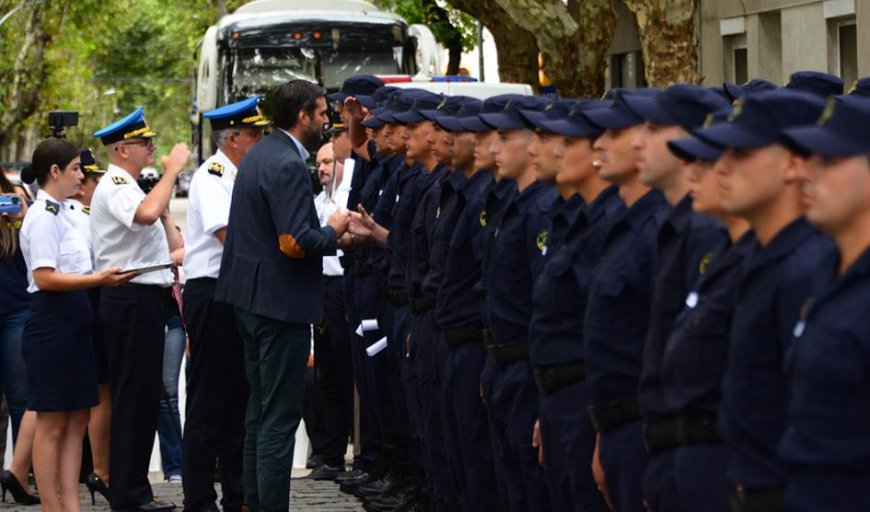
[47,111,79,138]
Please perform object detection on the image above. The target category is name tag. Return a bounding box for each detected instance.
[685,291,699,309]
[793,320,805,338]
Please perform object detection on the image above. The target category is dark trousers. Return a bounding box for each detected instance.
[410,315,458,510]
[599,420,648,512]
[181,278,247,512]
[540,381,608,512]
[344,273,382,471]
[643,449,682,512]
[379,302,418,468]
[313,276,354,466]
[235,309,309,512]
[101,286,167,509]
[481,358,551,512]
[674,444,730,512]
[786,467,867,512]
[441,341,501,512]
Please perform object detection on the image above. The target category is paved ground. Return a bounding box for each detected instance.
[0,471,364,511]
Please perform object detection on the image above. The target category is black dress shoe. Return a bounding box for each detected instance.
[112,499,176,512]
[355,472,401,498]
[305,454,322,469]
[308,463,344,481]
[336,467,368,484]
[338,470,373,494]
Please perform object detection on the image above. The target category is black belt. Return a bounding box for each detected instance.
[643,414,721,454]
[643,417,681,454]
[533,362,586,396]
[353,261,373,277]
[482,329,528,366]
[409,295,432,315]
[387,288,410,307]
[729,487,785,512]
[443,324,484,347]
[588,396,641,433]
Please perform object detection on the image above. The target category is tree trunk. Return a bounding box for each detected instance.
[622,0,700,86]
[489,0,615,98]
[421,0,464,75]
[444,0,539,87]
[0,3,49,153]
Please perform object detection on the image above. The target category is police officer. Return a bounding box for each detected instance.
[67,148,114,503]
[624,85,729,511]
[582,89,668,512]
[19,138,134,511]
[525,101,618,512]
[692,89,834,512]
[182,97,266,512]
[658,117,753,512]
[393,94,458,511]
[477,94,553,512]
[342,86,418,495]
[90,108,189,511]
[778,95,870,511]
[430,96,505,512]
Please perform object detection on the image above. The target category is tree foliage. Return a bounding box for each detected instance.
[0,0,702,162]
[0,0,220,162]
[371,0,478,75]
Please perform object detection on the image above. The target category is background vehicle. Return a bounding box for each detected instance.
[191,0,440,163]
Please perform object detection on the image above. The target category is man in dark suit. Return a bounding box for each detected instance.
[215,79,350,511]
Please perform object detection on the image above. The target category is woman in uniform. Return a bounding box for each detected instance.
[19,138,133,512]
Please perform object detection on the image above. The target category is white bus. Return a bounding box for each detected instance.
[191,0,440,162]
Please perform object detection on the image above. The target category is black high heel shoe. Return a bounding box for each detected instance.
[86,472,110,506]
[0,469,39,505]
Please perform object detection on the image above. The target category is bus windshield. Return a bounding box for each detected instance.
[229,46,403,98]
[230,47,318,98]
[320,48,403,90]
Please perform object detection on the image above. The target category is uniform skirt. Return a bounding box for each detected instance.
[22,290,99,411]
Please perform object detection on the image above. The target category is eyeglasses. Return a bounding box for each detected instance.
[118,139,155,149]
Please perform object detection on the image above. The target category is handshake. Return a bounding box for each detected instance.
[326,204,383,246]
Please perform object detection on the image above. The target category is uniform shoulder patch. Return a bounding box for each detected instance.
[82,205,91,215]
[698,252,713,275]
[479,210,487,227]
[111,175,128,185]
[536,229,548,252]
[44,200,59,215]
[208,161,225,177]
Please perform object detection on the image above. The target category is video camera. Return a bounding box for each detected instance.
[47,111,79,138]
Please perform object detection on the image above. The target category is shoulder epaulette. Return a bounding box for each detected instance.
[111,175,128,185]
[208,161,225,177]
[45,200,59,215]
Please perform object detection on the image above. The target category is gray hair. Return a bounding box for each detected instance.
[212,128,235,149]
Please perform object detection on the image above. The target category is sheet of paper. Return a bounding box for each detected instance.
[366,337,388,357]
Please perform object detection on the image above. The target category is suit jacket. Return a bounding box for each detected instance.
[215,130,337,324]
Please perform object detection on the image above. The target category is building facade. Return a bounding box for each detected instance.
[607,0,868,90]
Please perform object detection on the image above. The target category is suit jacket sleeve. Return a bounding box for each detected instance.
[264,156,337,259]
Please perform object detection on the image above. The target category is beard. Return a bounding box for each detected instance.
[302,120,324,148]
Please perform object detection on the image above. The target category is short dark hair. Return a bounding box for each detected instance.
[23,138,79,186]
[272,80,326,130]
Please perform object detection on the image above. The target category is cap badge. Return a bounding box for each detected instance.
[817,98,837,126]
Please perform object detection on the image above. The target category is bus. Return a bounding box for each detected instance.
[191,0,440,162]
